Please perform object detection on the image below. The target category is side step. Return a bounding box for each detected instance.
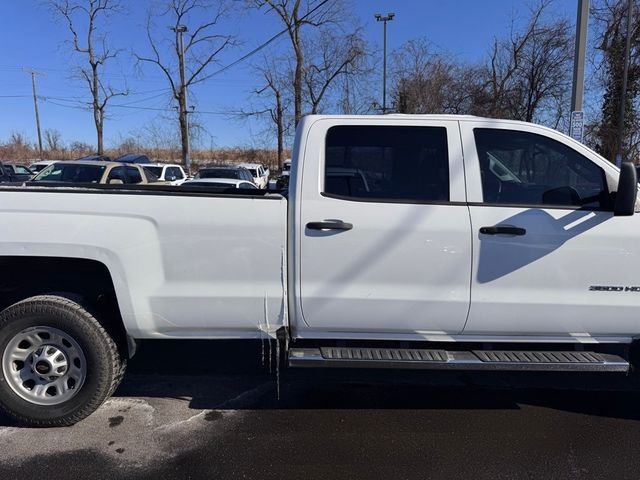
[288,347,629,372]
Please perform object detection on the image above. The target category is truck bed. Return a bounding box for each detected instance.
[0,185,288,338]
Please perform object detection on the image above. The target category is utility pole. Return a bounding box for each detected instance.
[375,12,395,114]
[615,0,634,167]
[570,0,589,142]
[24,69,44,159]
[172,24,191,171]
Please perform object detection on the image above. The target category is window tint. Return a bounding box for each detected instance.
[35,164,105,183]
[198,168,241,179]
[14,166,32,175]
[324,126,450,202]
[143,166,163,177]
[167,167,183,179]
[239,182,257,189]
[126,166,143,184]
[474,129,608,208]
[107,166,125,183]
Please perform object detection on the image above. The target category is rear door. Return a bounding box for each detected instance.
[298,118,472,336]
[461,120,640,337]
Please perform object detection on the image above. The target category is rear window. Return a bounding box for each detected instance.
[193,181,235,188]
[197,169,241,179]
[34,164,106,183]
[143,166,163,177]
[324,125,450,202]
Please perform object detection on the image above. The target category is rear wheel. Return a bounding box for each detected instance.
[0,295,124,427]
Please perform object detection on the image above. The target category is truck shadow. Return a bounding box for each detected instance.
[115,340,640,421]
[476,208,610,283]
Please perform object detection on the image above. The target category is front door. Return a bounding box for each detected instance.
[298,119,472,336]
[461,121,640,337]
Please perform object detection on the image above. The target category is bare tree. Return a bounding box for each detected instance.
[303,29,367,114]
[44,129,64,151]
[49,0,128,154]
[238,56,293,168]
[135,0,234,170]
[253,0,341,124]
[473,1,573,123]
[257,66,291,167]
[391,39,478,114]
[591,0,640,163]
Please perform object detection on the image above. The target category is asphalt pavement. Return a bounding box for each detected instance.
[1,340,640,480]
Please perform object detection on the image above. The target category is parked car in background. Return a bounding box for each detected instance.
[282,159,292,176]
[325,167,370,196]
[0,162,34,182]
[0,161,25,183]
[29,160,59,173]
[115,154,151,164]
[142,163,188,185]
[182,178,258,189]
[30,161,155,185]
[239,163,269,188]
[194,165,255,183]
[270,159,293,190]
[77,154,111,162]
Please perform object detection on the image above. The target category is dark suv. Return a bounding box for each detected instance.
[0,162,34,183]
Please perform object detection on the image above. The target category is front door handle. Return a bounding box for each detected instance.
[480,225,526,236]
[306,221,353,231]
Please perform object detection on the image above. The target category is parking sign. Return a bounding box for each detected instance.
[570,111,584,142]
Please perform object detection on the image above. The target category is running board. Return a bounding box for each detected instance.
[288,347,629,372]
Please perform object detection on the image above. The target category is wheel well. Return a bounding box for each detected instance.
[0,256,128,357]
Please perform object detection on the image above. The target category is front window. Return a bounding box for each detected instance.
[474,128,609,208]
[34,164,106,183]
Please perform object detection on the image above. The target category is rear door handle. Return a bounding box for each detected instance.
[306,221,353,231]
[479,225,526,236]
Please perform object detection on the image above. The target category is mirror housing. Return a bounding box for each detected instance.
[614,162,637,216]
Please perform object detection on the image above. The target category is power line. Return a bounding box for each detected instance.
[208,0,331,78]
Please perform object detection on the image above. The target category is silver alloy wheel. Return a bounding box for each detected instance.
[2,326,87,406]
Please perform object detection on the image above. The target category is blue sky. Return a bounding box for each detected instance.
[0,0,578,149]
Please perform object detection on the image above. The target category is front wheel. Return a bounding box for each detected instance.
[0,295,125,427]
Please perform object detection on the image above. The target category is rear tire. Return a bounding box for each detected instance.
[0,295,124,427]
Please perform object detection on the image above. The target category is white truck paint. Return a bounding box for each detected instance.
[1,115,639,343]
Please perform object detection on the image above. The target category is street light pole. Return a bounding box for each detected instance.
[571,0,589,113]
[375,12,395,114]
[172,24,191,171]
[24,69,44,159]
[615,0,634,167]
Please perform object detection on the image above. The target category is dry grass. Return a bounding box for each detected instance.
[0,145,290,173]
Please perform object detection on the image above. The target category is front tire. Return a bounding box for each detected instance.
[0,295,124,427]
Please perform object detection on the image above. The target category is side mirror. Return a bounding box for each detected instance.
[614,162,637,216]
[108,178,124,185]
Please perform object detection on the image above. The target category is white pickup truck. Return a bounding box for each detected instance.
[0,114,638,427]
